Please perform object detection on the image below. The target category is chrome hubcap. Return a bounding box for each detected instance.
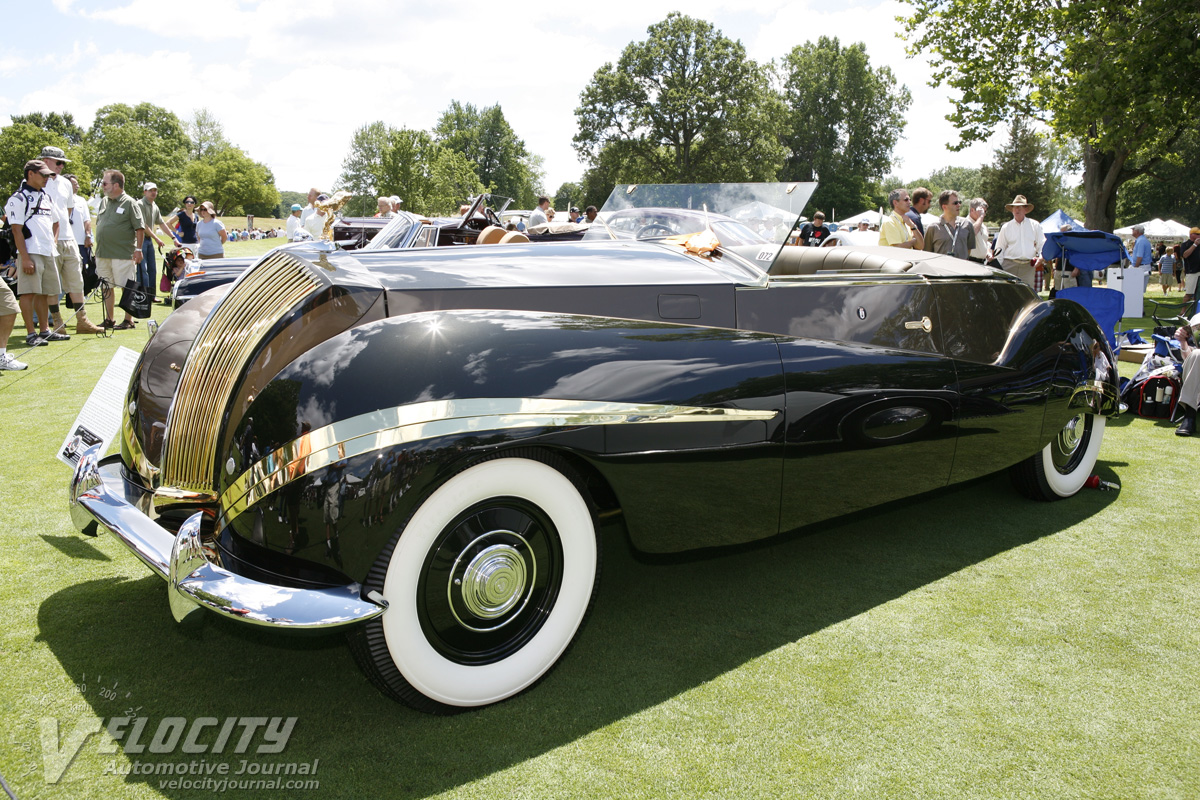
[1058,414,1084,457]
[449,534,533,631]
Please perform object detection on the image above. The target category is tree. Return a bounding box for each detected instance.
[977,118,1068,221]
[901,0,1200,231]
[434,102,540,207]
[554,181,583,212]
[907,166,985,207]
[184,147,279,216]
[574,13,785,183]
[83,103,190,205]
[1116,126,1200,226]
[778,37,911,218]
[9,112,85,145]
[275,190,309,219]
[378,128,484,216]
[336,122,390,216]
[0,122,89,194]
[187,108,230,161]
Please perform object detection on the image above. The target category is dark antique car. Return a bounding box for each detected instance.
[69,183,1119,714]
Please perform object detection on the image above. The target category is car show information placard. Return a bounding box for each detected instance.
[57,346,140,468]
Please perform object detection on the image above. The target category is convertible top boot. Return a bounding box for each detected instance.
[74,309,103,335]
[1176,404,1196,437]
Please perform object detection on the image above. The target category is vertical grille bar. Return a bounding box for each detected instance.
[160,252,321,495]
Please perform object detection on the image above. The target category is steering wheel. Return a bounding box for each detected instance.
[636,222,676,240]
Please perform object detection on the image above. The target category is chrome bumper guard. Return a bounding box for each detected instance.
[69,444,386,629]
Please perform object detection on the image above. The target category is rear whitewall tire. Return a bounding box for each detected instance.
[1013,413,1106,500]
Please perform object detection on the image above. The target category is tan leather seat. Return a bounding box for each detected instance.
[499,230,530,244]
[476,226,505,245]
[768,244,913,275]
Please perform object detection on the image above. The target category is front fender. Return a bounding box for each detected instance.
[219,309,787,577]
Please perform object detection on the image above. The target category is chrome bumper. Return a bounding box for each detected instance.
[68,444,386,629]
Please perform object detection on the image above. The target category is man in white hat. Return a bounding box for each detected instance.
[989,194,1045,290]
[38,146,103,335]
[139,182,180,300]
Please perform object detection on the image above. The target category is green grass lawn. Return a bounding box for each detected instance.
[0,287,1197,799]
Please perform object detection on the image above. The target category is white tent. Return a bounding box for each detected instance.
[838,209,882,227]
[1114,218,1190,241]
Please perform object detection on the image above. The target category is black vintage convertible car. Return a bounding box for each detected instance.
[68,183,1118,713]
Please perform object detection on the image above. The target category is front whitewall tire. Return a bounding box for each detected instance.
[378,457,598,709]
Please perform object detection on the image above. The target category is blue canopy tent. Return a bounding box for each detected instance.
[1042,209,1085,232]
[1041,229,1130,271]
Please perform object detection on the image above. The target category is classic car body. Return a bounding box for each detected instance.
[69,184,1119,713]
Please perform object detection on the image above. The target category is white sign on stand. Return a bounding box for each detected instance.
[57,346,141,468]
[1105,266,1148,318]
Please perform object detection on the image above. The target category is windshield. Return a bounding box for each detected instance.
[362,213,416,250]
[584,183,815,267]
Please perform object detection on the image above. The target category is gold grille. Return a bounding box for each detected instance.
[160,251,321,496]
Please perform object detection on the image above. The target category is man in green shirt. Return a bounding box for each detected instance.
[139,182,179,299]
[94,169,145,330]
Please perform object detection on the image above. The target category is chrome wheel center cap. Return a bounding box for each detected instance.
[1060,415,1083,455]
[459,543,528,620]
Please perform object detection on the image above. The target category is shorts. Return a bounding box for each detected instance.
[55,240,84,295]
[0,277,19,315]
[96,257,136,289]
[1186,272,1200,295]
[1159,270,1176,287]
[198,252,224,260]
[16,252,62,296]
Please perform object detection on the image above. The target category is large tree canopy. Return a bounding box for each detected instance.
[434,102,540,207]
[0,122,89,193]
[185,146,279,216]
[336,122,484,216]
[902,0,1200,231]
[779,37,910,218]
[83,102,190,202]
[574,12,785,184]
[336,121,390,216]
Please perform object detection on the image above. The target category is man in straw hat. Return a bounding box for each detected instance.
[988,194,1045,290]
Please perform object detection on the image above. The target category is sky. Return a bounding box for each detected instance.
[2,0,1001,211]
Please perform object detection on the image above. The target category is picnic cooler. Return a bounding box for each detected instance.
[1134,374,1179,420]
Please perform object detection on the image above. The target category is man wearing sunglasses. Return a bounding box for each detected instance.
[39,146,102,335]
[923,190,976,259]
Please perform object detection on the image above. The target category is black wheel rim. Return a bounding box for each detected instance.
[417,497,563,665]
[1052,413,1092,475]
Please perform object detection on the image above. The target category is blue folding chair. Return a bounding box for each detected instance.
[1057,286,1125,355]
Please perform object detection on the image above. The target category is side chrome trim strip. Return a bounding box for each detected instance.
[220,398,779,525]
[69,444,386,630]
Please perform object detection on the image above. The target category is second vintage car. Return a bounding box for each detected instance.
[69,183,1118,713]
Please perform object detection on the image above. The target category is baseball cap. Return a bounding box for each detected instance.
[1191,227,1200,235]
[24,159,53,177]
[291,203,302,211]
[144,182,158,191]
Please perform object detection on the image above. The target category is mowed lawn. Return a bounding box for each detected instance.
[0,281,1197,800]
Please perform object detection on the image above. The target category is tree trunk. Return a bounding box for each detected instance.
[1081,140,1128,232]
